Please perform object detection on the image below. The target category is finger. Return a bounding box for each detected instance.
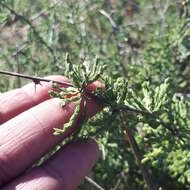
[0,82,103,186]
[85,81,104,118]
[2,139,99,190]
[0,75,69,124]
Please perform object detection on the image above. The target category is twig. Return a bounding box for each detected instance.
[0,70,72,87]
[85,176,105,190]
[118,104,184,142]
[111,171,125,190]
[99,9,128,77]
[30,0,62,22]
[119,111,154,190]
[184,0,189,17]
[99,9,118,30]
[111,177,121,190]
[12,41,28,57]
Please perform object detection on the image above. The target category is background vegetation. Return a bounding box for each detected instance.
[1,0,190,189]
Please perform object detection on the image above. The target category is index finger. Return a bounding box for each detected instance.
[0,75,69,124]
[0,81,103,187]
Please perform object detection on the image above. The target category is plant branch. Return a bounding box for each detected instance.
[99,9,128,77]
[0,70,72,87]
[111,171,125,190]
[119,111,154,190]
[30,0,62,22]
[119,104,184,142]
[12,41,29,57]
[85,176,105,190]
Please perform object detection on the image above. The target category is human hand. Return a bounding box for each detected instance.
[0,76,102,190]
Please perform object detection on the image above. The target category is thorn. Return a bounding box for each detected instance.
[33,79,41,85]
[33,79,41,92]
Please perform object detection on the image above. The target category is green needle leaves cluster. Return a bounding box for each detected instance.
[92,76,128,107]
[49,53,106,136]
[91,75,190,144]
[65,53,107,90]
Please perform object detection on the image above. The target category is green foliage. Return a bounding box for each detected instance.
[49,54,106,136]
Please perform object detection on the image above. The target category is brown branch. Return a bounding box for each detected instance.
[30,0,62,22]
[99,9,128,77]
[119,111,154,190]
[85,176,105,190]
[12,41,28,57]
[111,171,125,190]
[0,70,72,87]
[118,104,184,142]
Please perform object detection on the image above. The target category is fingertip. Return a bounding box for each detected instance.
[0,75,69,124]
